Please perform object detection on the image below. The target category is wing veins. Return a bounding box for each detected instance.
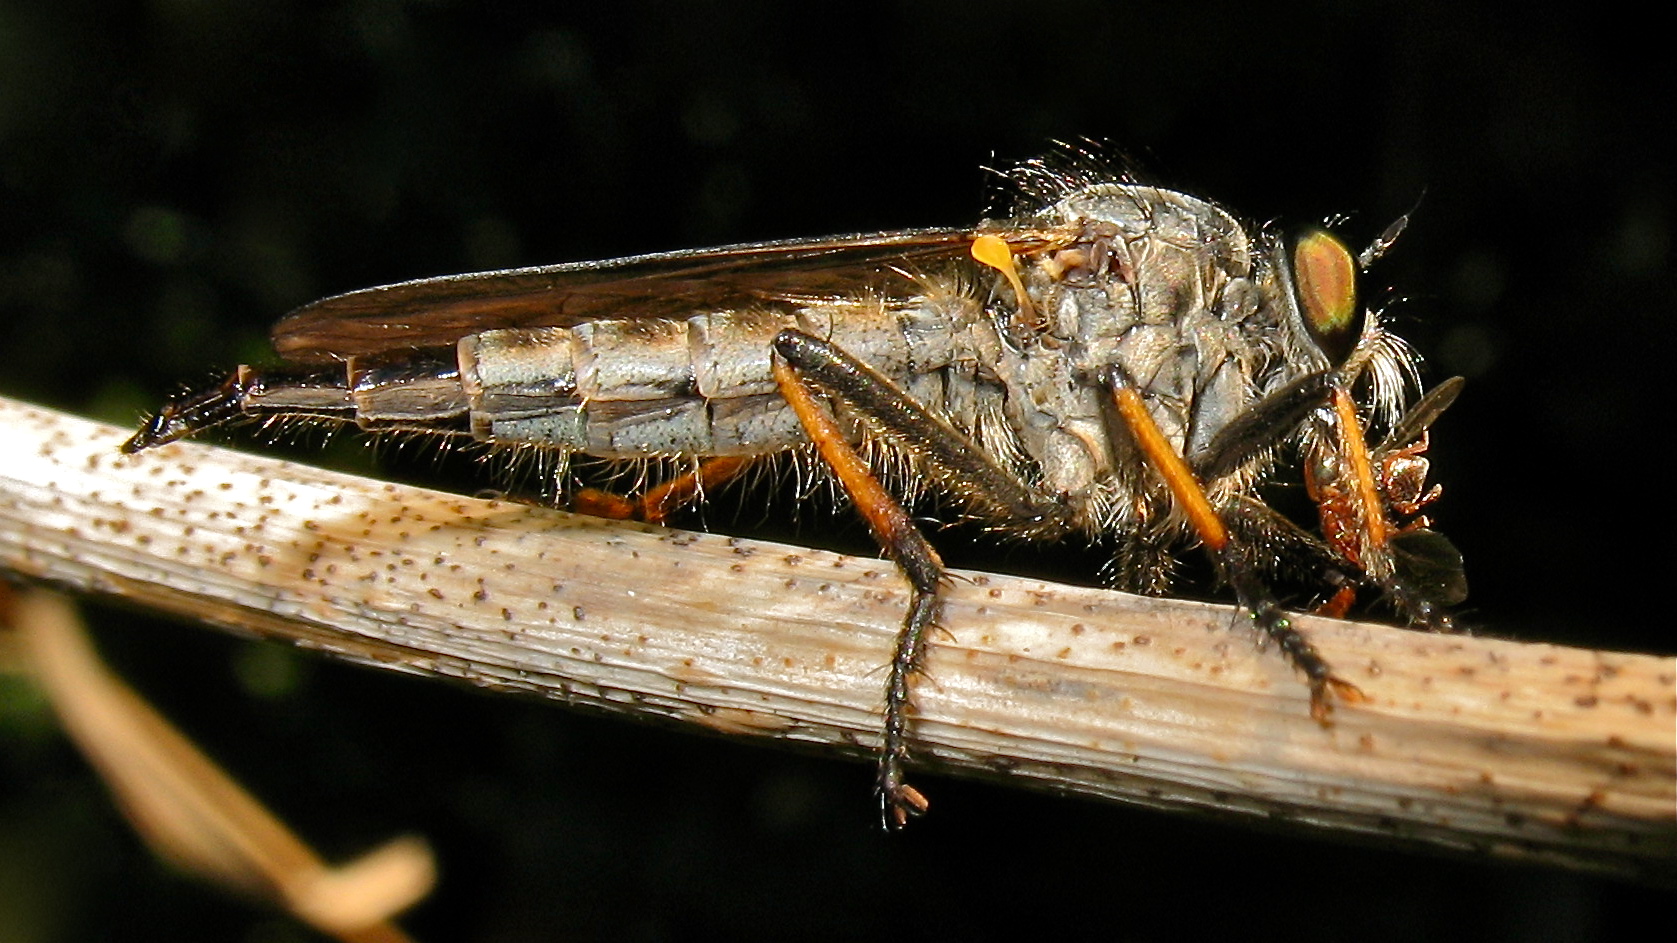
[272,225,1068,361]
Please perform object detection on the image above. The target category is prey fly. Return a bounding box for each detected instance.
[124,153,1468,826]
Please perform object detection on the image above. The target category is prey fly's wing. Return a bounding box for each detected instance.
[272,225,1072,363]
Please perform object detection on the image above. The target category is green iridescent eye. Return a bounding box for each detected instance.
[1288,228,1365,366]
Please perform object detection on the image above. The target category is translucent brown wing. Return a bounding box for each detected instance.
[272,226,1071,363]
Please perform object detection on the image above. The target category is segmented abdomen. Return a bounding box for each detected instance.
[243,288,1000,461]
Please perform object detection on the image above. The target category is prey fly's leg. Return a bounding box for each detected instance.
[1106,368,1365,722]
[772,328,1068,827]
[1322,385,1464,632]
[1196,372,1466,633]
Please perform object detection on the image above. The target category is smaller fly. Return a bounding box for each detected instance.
[125,153,1467,827]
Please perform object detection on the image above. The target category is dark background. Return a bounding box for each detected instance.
[2,1,1671,940]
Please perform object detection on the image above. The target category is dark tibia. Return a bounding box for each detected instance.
[1382,377,1465,452]
[1193,371,1334,481]
[773,329,1070,532]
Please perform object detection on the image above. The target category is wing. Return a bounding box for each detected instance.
[271,225,1072,363]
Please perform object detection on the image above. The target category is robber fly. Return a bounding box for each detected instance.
[124,153,1467,827]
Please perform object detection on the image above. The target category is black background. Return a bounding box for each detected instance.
[2,2,1672,940]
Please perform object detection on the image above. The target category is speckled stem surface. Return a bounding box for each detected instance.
[3,395,1672,882]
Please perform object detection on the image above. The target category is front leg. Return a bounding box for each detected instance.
[771,329,1065,827]
[1106,367,1364,722]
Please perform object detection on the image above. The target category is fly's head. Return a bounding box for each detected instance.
[1271,216,1426,440]
[1279,219,1470,622]
[1272,218,1412,470]
[1278,227,1366,372]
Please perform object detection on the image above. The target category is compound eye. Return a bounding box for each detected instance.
[1289,228,1365,366]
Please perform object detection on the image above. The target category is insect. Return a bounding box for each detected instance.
[123,153,1467,827]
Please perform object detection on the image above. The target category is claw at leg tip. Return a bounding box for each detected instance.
[899,783,928,814]
[882,783,929,829]
[1308,676,1366,726]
